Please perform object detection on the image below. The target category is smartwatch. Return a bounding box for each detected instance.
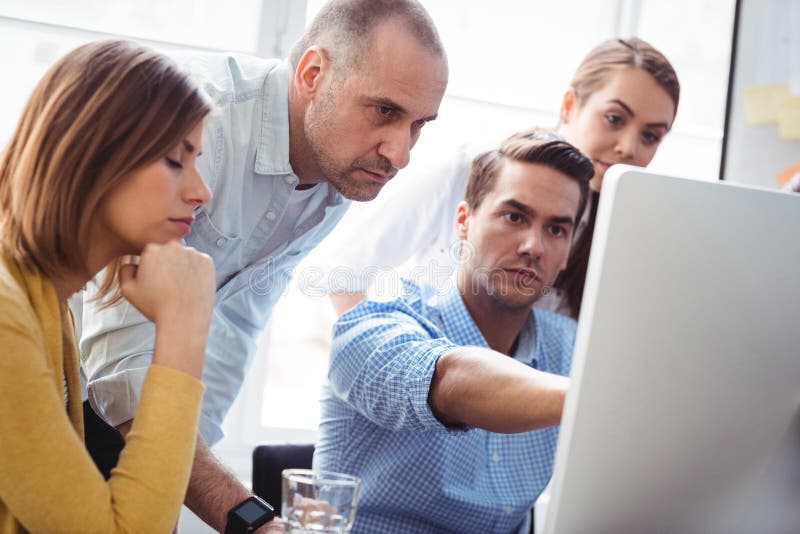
[224,495,275,534]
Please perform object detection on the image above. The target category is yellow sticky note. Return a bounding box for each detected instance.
[777,95,800,140]
[742,84,790,124]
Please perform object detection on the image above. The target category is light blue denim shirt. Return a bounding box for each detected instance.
[314,280,576,533]
[80,53,349,444]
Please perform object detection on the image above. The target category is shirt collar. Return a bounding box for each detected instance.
[438,284,489,348]
[254,60,292,176]
[438,283,538,365]
[254,61,345,208]
[325,184,346,206]
[515,312,538,367]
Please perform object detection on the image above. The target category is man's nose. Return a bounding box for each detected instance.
[378,126,412,170]
[518,227,545,259]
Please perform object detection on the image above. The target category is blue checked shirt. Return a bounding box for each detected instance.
[314,280,576,533]
[79,53,349,444]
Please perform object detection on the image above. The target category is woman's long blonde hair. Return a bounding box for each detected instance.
[0,40,211,301]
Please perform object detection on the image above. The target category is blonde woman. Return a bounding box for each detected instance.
[0,40,216,533]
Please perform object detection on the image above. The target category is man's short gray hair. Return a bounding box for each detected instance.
[289,0,445,75]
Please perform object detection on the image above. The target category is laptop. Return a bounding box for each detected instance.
[542,166,800,534]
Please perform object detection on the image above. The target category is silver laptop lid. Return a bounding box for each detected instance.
[544,166,800,534]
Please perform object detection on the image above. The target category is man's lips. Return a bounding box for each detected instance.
[503,268,540,284]
[359,167,395,184]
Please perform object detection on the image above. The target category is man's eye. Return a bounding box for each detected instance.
[549,225,566,237]
[378,106,394,117]
[503,212,522,223]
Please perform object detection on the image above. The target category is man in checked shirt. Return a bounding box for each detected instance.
[314,130,594,533]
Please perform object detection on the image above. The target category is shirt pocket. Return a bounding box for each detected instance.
[185,207,242,278]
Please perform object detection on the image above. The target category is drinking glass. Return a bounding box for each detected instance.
[281,469,361,533]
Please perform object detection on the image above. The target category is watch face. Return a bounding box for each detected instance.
[237,500,269,523]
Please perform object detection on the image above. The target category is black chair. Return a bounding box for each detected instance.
[252,443,315,511]
[83,400,125,480]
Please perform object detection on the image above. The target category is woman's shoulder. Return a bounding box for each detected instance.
[0,255,28,304]
[0,254,43,330]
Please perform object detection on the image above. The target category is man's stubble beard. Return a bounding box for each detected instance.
[304,77,403,202]
[464,257,542,313]
[304,88,383,202]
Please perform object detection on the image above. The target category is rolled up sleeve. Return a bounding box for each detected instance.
[80,297,155,428]
[81,272,274,445]
[329,299,459,433]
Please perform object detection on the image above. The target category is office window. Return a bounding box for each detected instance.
[634,0,737,180]
[1,0,263,51]
[0,0,305,146]
[0,23,83,147]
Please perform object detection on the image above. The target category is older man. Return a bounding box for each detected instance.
[314,131,593,533]
[80,1,448,532]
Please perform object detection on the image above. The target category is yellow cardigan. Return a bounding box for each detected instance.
[0,255,205,533]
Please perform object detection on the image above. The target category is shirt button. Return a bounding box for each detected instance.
[215,237,226,247]
[504,506,513,515]
[284,175,294,184]
[492,453,501,463]
[265,210,276,221]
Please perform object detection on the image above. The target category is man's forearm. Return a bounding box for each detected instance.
[184,435,251,532]
[117,421,251,532]
[429,347,569,433]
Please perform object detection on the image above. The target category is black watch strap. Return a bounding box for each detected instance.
[224,495,275,534]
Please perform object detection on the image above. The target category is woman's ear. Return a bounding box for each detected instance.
[455,201,470,239]
[293,46,329,101]
[560,87,577,124]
